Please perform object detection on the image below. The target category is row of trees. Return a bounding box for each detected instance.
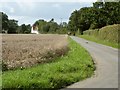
[34,18,68,34]
[1,12,31,34]
[2,12,68,34]
[68,2,120,34]
[1,1,120,34]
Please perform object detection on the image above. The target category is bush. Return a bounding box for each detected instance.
[83,24,120,43]
[98,24,120,43]
[83,29,99,37]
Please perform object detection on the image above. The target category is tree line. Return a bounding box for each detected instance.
[68,2,120,34]
[1,12,68,34]
[1,1,120,34]
[33,18,68,34]
[1,12,31,34]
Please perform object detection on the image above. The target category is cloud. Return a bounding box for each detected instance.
[9,7,15,13]
[0,2,94,25]
[52,4,61,8]
[8,15,24,20]
[0,0,97,2]
[15,1,35,11]
[8,15,38,25]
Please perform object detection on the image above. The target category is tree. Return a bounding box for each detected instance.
[7,19,18,34]
[62,22,68,28]
[48,22,58,33]
[42,24,50,33]
[35,19,47,33]
[34,18,60,34]
[19,24,31,34]
[68,8,91,34]
[2,12,9,32]
[68,10,79,34]
[68,1,120,35]
[103,2,120,25]
[49,18,54,22]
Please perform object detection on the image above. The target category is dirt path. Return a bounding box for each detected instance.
[67,36,118,88]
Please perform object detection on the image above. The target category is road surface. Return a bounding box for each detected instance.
[67,36,118,88]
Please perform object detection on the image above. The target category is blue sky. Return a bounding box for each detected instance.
[0,0,96,25]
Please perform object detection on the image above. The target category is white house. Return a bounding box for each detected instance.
[31,25,39,34]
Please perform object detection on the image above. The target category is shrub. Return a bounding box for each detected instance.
[83,24,120,43]
[83,29,99,37]
[98,24,120,43]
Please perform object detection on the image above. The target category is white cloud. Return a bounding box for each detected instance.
[8,15,39,25]
[9,7,14,13]
[8,15,24,20]
[0,1,95,25]
[15,1,35,11]
[1,0,119,2]
[0,0,97,2]
[52,4,61,8]
[8,14,68,25]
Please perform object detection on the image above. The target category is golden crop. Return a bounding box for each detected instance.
[2,34,68,70]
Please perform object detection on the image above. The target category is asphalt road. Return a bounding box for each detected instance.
[67,36,118,88]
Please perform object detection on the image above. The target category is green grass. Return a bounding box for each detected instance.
[0,71,1,89]
[79,35,120,49]
[2,38,95,89]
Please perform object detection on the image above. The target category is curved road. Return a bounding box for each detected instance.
[67,36,118,88]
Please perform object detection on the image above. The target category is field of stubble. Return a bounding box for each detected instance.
[2,34,68,70]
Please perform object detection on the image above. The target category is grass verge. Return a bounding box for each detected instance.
[2,37,95,89]
[79,35,120,49]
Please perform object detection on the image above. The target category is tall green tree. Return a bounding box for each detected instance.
[68,1,120,34]
[48,22,58,33]
[7,19,18,34]
[2,12,9,32]
[19,24,31,34]
[68,10,79,33]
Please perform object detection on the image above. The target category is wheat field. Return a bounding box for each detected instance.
[2,34,68,70]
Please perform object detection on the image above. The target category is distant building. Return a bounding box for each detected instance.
[31,24,39,34]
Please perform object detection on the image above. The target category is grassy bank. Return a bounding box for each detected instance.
[2,38,95,89]
[79,35,119,49]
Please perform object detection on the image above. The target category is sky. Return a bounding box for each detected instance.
[0,0,96,26]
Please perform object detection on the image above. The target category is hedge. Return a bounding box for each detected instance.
[83,29,99,37]
[83,24,120,43]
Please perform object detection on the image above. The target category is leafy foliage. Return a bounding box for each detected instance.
[34,19,68,34]
[2,12,9,31]
[1,12,18,33]
[1,12,31,34]
[18,24,31,34]
[68,2,120,34]
[83,24,120,43]
[7,19,18,34]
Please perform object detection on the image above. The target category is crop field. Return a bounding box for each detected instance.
[2,37,95,88]
[2,34,68,70]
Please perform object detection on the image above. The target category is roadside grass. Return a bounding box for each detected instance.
[0,72,1,89]
[79,35,120,49]
[2,37,95,89]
